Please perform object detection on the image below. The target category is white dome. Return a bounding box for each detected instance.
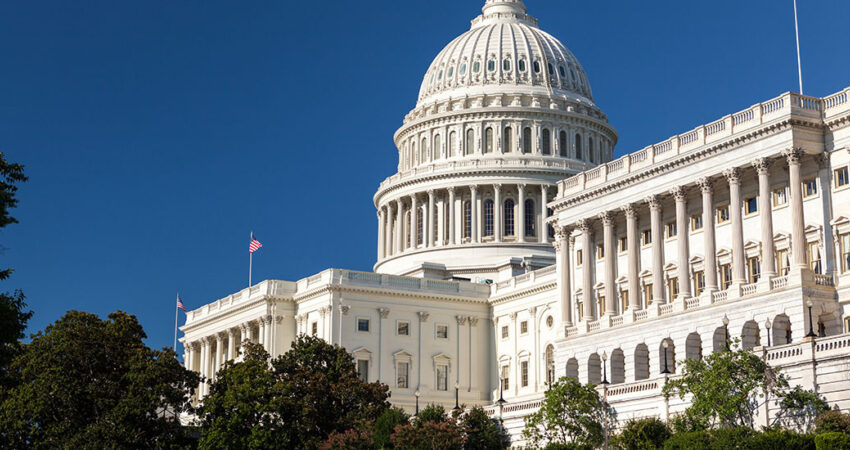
[417,0,594,106]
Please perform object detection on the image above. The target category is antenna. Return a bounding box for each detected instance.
[793,0,804,95]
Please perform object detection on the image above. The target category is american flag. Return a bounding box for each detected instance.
[249,233,263,253]
[176,294,187,312]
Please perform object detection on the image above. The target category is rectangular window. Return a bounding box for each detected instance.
[716,205,730,224]
[809,242,822,274]
[665,222,677,238]
[804,178,818,197]
[836,167,850,188]
[520,320,528,334]
[576,301,584,321]
[619,236,628,253]
[436,365,448,391]
[501,365,510,390]
[642,229,652,246]
[643,283,653,306]
[397,321,409,336]
[745,197,758,215]
[357,318,370,333]
[747,257,761,283]
[396,362,410,388]
[436,324,448,339]
[720,264,733,290]
[840,234,850,273]
[776,249,790,276]
[597,243,605,259]
[357,359,369,383]
[619,289,628,313]
[521,361,529,387]
[311,322,318,336]
[691,214,703,231]
[694,271,705,296]
[598,295,606,316]
[667,278,679,301]
[576,249,583,266]
[501,325,509,339]
[773,187,788,206]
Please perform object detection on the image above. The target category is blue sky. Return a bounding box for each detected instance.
[2,0,848,353]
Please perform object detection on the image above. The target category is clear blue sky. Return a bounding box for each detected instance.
[2,0,848,353]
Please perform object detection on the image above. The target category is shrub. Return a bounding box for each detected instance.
[815,432,850,450]
[816,411,850,435]
[613,417,671,449]
[319,427,374,450]
[708,427,756,449]
[667,411,708,434]
[543,443,593,450]
[662,431,711,450]
[417,404,448,424]
[749,429,814,450]
[374,407,409,449]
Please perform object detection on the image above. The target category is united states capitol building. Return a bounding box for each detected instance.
[180,0,850,444]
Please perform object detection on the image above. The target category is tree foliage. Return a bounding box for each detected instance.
[523,377,611,448]
[390,419,465,450]
[374,407,410,449]
[0,310,199,448]
[773,386,830,432]
[461,405,510,449]
[612,417,671,449]
[197,335,390,449]
[815,410,850,435]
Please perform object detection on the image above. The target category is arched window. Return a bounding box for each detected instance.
[503,58,511,71]
[542,129,551,155]
[487,59,495,72]
[587,353,601,384]
[545,345,555,385]
[518,59,526,72]
[433,134,441,160]
[524,199,535,237]
[547,63,554,76]
[459,63,467,75]
[447,66,453,78]
[465,129,475,156]
[559,65,566,78]
[421,138,428,163]
[449,131,457,157]
[588,137,594,163]
[503,127,512,153]
[504,199,515,237]
[404,210,411,249]
[634,344,650,380]
[484,127,493,154]
[575,133,582,159]
[533,61,541,73]
[416,209,423,246]
[411,141,417,166]
[463,201,472,239]
[742,321,761,350]
[472,61,480,73]
[522,127,532,154]
[559,131,567,157]
[483,199,494,237]
[565,358,579,380]
[685,332,703,361]
[610,349,625,384]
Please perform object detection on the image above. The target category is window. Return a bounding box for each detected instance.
[504,199,515,236]
[525,199,535,237]
[522,127,532,154]
[745,197,758,215]
[436,364,448,391]
[559,65,566,78]
[397,321,409,336]
[484,127,493,154]
[809,242,822,274]
[598,294,606,316]
[747,257,760,283]
[666,222,677,238]
[311,321,318,336]
[547,63,554,75]
[449,131,457,157]
[357,318,370,332]
[575,134,583,159]
[643,283,653,306]
[518,59,526,72]
[434,134,441,160]
[773,186,788,206]
[501,365,510,390]
[501,325,509,339]
[416,210,423,246]
[521,361,529,387]
[588,137,595,163]
[459,63,467,75]
[520,320,528,334]
[484,199,494,237]
[357,360,368,383]
[720,264,733,290]
[465,129,475,155]
[642,229,652,246]
[559,131,568,157]
[397,362,409,388]
[691,214,703,231]
[619,289,628,312]
[436,324,448,339]
[597,243,604,259]
[804,178,818,197]
[473,61,480,73]
[840,234,850,273]
[463,201,472,239]
[533,60,541,73]
[503,127,512,153]
[487,59,495,72]
[437,70,443,81]
[546,315,554,327]
[846,317,850,333]
[576,249,583,266]
[576,300,584,321]
[836,167,849,188]
[776,249,790,276]
[716,205,730,223]
[542,129,551,155]
[619,237,627,253]
[503,58,511,71]
[694,271,705,296]
[668,277,679,301]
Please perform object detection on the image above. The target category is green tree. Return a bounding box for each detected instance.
[612,417,671,449]
[522,377,611,448]
[815,410,850,435]
[773,386,830,432]
[374,407,410,449]
[197,335,390,449]
[390,418,465,450]
[0,310,199,448]
[460,405,510,449]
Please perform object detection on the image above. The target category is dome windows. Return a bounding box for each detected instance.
[459,63,467,75]
[559,131,568,157]
[522,127,532,154]
[503,58,511,71]
[447,67,454,78]
[503,127,513,153]
[438,70,443,81]
[547,63,554,76]
[449,131,457,157]
[473,61,481,73]
[542,129,551,155]
[518,59,526,72]
[484,127,494,154]
[465,129,475,155]
[533,61,541,73]
[559,66,566,78]
[487,59,496,72]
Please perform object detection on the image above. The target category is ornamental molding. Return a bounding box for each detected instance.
[418,311,430,322]
[489,280,557,304]
[378,307,390,319]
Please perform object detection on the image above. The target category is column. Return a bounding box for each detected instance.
[698,178,718,291]
[265,316,274,357]
[448,187,457,245]
[600,212,617,315]
[556,226,572,326]
[395,199,403,254]
[622,204,641,310]
[754,158,777,277]
[672,186,691,299]
[578,219,595,320]
[377,208,385,259]
[470,186,479,243]
[427,190,435,247]
[199,338,208,396]
[785,149,808,267]
[215,333,225,377]
[494,184,502,242]
[540,185,549,244]
[386,205,394,256]
[258,319,266,350]
[227,329,237,361]
[518,184,526,242]
[410,194,418,249]
[184,343,194,371]
[724,168,746,283]
[646,195,666,304]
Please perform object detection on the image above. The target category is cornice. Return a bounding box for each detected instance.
[181,295,293,333]
[324,284,490,305]
[490,280,556,305]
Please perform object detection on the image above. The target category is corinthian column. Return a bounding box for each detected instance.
[724,168,746,284]
[494,184,502,242]
[427,190,436,248]
[518,184,526,242]
[753,158,777,278]
[600,211,617,315]
[697,178,718,292]
[448,187,457,245]
[672,186,691,299]
[377,208,385,259]
[622,204,641,310]
[555,226,572,326]
[470,186,480,243]
[577,219,595,320]
[410,194,418,249]
[540,185,549,244]
[395,199,403,254]
[646,195,666,304]
[785,149,808,267]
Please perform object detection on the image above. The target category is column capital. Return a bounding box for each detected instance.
[275,315,284,324]
[598,211,614,226]
[427,189,436,198]
[469,185,478,193]
[339,305,351,315]
[529,306,538,316]
[517,183,526,191]
[723,167,741,184]
[493,183,502,192]
[447,186,456,194]
[752,157,771,175]
[554,225,572,241]
[670,186,687,202]
[620,203,638,219]
[644,194,662,211]
[468,316,479,326]
[455,315,467,325]
[783,147,803,165]
[396,198,404,207]
[264,315,273,325]
[378,307,390,318]
[509,311,518,321]
[418,311,430,322]
[696,177,714,194]
[576,218,593,233]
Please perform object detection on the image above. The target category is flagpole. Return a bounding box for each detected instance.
[249,231,253,288]
[173,292,179,352]
[793,0,804,95]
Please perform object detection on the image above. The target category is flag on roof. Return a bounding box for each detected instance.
[249,233,263,253]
